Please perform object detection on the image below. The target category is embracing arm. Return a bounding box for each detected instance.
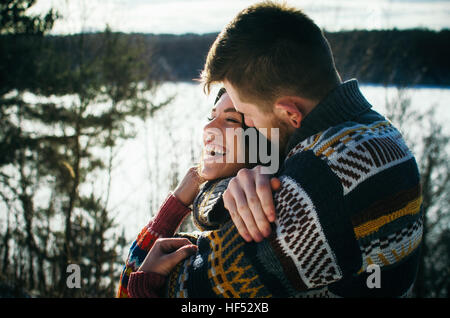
[116,167,204,298]
[127,238,198,298]
[116,193,191,298]
[164,155,361,297]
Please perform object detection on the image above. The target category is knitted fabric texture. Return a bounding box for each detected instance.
[192,178,232,231]
[128,271,166,298]
[164,79,422,298]
[116,193,191,298]
[117,180,230,298]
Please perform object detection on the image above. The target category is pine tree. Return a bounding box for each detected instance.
[383,88,450,297]
[0,1,170,297]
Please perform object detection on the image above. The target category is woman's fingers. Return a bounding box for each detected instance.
[139,238,197,276]
[173,167,205,206]
[158,237,196,253]
[160,241,198,271]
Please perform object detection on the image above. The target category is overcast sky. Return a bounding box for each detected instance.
[31,0,450,34]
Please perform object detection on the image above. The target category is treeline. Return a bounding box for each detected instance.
[0,1,172,297]
[6,29,448,87]
[147,29,450,86]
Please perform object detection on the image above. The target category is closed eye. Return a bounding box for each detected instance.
[226,118,241,124]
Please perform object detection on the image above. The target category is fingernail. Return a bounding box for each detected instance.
[243,233,252,242]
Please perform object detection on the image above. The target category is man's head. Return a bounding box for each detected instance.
[201,1,341,151]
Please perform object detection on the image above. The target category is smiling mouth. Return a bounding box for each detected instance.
[204,144,226,157]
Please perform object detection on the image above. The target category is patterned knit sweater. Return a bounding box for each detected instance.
[116,193,193,298]
[117,178,232,298]
[120,79,423,298]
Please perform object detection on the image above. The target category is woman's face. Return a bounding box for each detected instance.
[200,93,248,180]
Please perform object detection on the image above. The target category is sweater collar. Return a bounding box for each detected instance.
[192,177,232,231]
[284,79,372,155]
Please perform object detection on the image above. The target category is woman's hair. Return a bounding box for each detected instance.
[215,86,249,131]
[214,87,227,105]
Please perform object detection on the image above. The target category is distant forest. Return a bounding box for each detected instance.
[57,29,450,86]
[3,29,450,89]
[143,29,450,86]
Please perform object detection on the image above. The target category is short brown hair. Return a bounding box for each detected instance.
[201,1,341,110]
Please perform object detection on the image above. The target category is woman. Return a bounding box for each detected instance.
[117,88,267,298]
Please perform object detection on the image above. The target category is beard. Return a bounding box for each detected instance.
[256,115,292,166]
[270,115,292,155]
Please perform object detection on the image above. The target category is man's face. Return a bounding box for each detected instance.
[223,80,292,152]
[224,81,275,135]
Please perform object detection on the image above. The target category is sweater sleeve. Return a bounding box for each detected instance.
[127,271,166,298]
[116,193,191,298]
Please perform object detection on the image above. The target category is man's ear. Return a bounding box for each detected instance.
[274,96,304,129]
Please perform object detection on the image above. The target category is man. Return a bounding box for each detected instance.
[127,1,423,297]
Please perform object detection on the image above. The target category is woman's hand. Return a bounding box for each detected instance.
[138,238,198,276]
[173,166,206,206]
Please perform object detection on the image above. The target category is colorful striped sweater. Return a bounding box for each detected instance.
[119,79,423,298]
[116,193,193,298]
[122,177,232,298]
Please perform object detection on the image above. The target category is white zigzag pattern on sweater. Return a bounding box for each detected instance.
[273,176,342,289]
[287,120,414,196]
[359,217,423,270]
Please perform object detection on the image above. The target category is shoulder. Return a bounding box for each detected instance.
[284,120,417,195]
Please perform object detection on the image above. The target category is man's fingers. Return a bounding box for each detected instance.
[238,171,272,239]
[229,181,264,242]
[223,188,252,242]
[270,177,281,191]
[224,169,280,243]
[255,173,276,223]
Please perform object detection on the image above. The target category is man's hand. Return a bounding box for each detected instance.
[138,238,198,276]
[223,165,281,242]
